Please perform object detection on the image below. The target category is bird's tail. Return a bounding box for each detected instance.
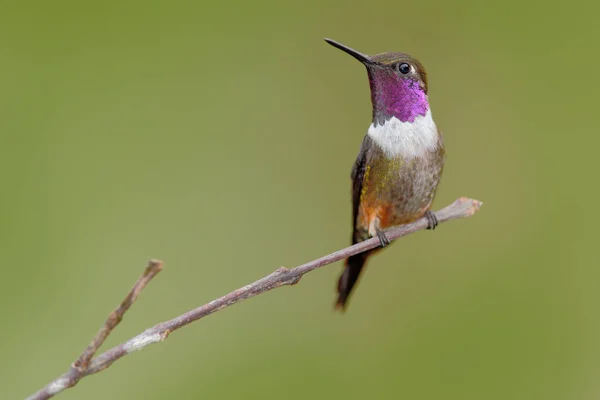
[335,251,371,311]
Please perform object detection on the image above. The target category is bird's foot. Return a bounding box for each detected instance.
[375,228,391,247]
[425,210,438,230]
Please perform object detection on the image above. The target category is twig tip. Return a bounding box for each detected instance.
[147,259,164,273]
[455,197,483,216]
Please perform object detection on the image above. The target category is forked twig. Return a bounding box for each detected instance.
[26,197,482,400]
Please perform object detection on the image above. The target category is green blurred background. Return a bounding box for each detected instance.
[2,0,599,399]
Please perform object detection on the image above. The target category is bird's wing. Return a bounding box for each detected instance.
[350,135,373,243]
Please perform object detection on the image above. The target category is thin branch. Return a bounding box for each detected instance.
[74,260,164,371]
[26,197,482,400]
[26,260,163,400]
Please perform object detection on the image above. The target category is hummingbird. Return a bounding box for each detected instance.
[324,38,446,310]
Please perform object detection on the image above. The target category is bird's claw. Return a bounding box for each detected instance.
[425,210,438,230]
[376,228,391,247]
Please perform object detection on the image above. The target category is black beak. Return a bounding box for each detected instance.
[324,38,373,65]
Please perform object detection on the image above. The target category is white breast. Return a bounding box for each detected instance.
[367,110,439,158]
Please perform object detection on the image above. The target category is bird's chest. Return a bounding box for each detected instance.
[359,151,443,228]
[358,114,444,227]
[362,152,438,201]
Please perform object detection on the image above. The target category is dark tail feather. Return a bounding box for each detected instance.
[335,251,370,311]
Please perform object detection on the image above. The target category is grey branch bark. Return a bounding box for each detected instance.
[26,260,163,400]
[26,197,482,400]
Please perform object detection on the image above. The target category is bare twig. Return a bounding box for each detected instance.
[26,197,482,400]
[74,259,164,371]
[26,260,163,400]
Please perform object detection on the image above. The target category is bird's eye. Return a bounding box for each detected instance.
[398,63,411,74]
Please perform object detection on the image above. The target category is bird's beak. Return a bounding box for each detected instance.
[324,38,373,65]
